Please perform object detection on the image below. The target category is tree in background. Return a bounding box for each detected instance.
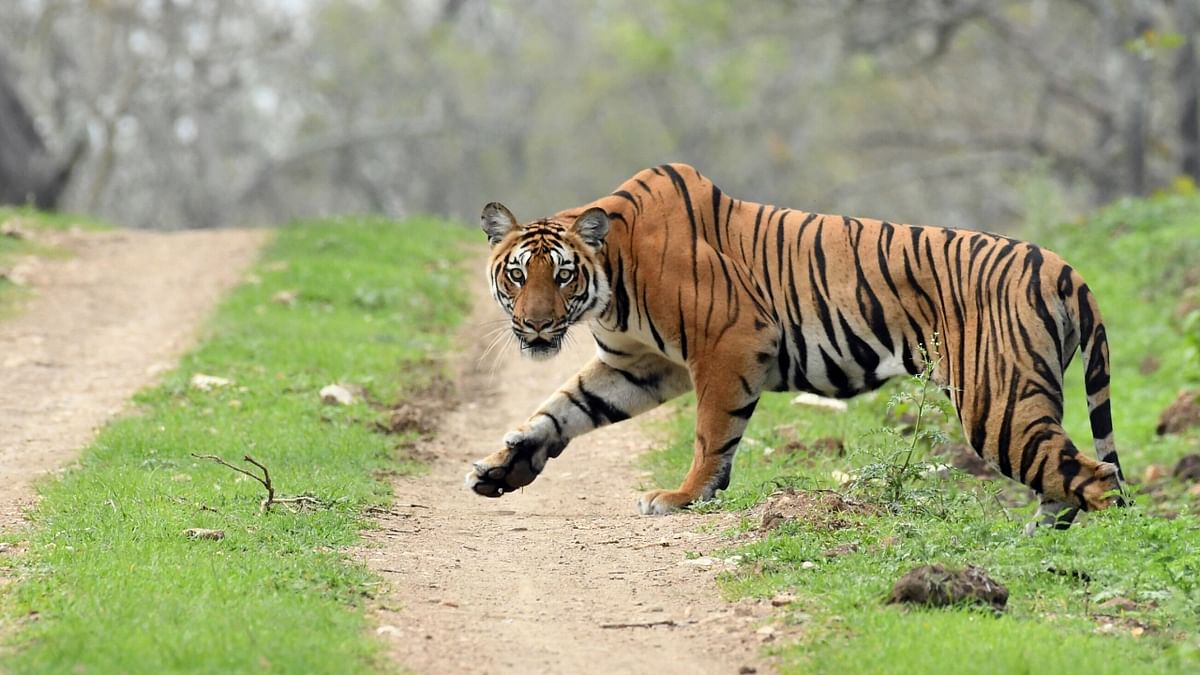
[0,53,83,209]
[0,0,1195,231]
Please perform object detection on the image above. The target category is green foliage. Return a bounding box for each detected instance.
[644,192,1200,672]
[847,345,954,511]
[0,216,472,673]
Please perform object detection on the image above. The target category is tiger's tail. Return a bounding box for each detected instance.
[1070,271,1124,484]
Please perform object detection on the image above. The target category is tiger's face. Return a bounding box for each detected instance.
[481,202,611,360]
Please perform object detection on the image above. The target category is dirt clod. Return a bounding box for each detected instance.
[886,564,1008,612]
[753,489,878,532]
[381,403,437,435]
[769,593,797,607]
[1156,390,1200,436]
[1098,596,1139,612]
[1172,454,1200,481]
[822,542,859,558]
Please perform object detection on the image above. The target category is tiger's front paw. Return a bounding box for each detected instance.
[636,489,696,515]
[464,430,561,498]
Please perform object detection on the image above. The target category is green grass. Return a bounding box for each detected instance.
[0,215,473,674]
[643,190,1200,673]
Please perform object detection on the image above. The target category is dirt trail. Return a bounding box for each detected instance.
[0,227,269,529]
[362,271,769,674]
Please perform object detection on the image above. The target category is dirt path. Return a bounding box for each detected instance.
[362,271,770,674]
[0,227,269,529]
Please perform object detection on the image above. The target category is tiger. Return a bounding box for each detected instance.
[465,163,1125,531]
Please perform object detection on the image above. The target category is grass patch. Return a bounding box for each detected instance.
[0,215,473,673]
[643,191,1200,672]
[0,207,111,316]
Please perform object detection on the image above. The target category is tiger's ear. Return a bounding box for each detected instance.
[572,207,610,249]
[481,202,518,246]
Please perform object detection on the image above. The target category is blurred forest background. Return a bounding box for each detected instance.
[2,0,1198,232]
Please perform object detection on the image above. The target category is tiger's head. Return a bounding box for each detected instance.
[481,202,611,360]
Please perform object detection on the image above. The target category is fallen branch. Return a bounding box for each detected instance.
[191,453,322,513]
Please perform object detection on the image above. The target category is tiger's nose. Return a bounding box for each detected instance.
[523,318,553,332]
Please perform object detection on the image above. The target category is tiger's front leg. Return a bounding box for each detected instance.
[466,351,691,498]
[638,354,768,515]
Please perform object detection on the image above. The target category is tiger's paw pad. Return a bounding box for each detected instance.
[636,489,695,516]
[464,433,547,498]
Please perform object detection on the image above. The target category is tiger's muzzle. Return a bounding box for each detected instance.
[514,318,566,360]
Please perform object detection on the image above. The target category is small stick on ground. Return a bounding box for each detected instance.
[191,453,322,513]
[599,619,681,629]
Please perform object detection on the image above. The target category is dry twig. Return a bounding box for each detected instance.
[191,453,322,513]
[599,619,682,629]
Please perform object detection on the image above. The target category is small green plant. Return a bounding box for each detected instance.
[845,340,956,513]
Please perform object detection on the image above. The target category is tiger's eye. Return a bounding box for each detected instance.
[507,268,525,284]
[556,269,575,284]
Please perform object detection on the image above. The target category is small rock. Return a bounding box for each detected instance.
[738,666,757,674]
[184,528,225,541]
[320,383,355,405]
[679,556,717,568]
[0,542,13,554]
[755,624,778,642]
[1142,464,1167,483]
[801,561,817,570]
[791,392,848,412]
[271,289,299,306]
[375,624,401,636]
[189,373,232,391]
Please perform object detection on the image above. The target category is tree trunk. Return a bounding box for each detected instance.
[1176,1,1200,183]
[0,59,83,209]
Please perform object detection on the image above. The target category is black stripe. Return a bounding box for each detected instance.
[728,398,759,419]
[593,335,631,356]
[1089,400,1113,440]
[578,382,630,424]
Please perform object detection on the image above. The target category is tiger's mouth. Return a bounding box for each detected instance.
[518,335,564,361]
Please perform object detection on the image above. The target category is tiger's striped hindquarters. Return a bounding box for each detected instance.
[466,164,1125,531]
